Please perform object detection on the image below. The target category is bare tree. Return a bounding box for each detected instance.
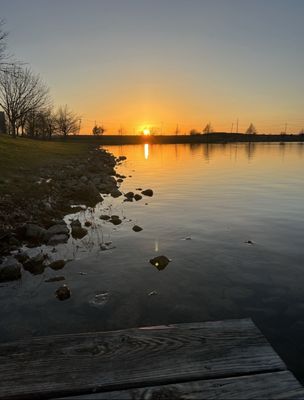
[246,123,257,135]
[0,66,50,137]
[203,123,213,134]
[55,105,80,137]
[92,124,105,135]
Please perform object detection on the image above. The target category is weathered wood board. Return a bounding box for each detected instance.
[0,319,301,399]
[58,371,304,400]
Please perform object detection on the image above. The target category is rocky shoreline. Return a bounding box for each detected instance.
[0,147,127,279]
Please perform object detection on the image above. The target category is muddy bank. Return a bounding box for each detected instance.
[0,147,126,258]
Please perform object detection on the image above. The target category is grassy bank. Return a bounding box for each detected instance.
[0,135,90,193]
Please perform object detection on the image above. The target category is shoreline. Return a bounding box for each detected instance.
[0,143,124,260]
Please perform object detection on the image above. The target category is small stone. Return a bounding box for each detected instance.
[100,215,110,220]
[84,221,92,227]
[149,255,171,271]
[111,189,122,198]
[124,191,134,199]
[110,217,122,225]
[132,225,143,232]
[148,290,158,296]
[141,189,153,197]
[49,260,66,270]
[134,194,142,201]
[0,257,22,282]
[45,276,65,283]
[55,285,71,301]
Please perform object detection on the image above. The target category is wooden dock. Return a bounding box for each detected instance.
[0,318,303,399]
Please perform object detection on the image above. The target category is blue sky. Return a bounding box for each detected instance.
[1,0,304,133]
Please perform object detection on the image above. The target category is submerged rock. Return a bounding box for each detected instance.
[132,225,143,232]
[0,257,22,282]
[55,284,71,301]
[149,255,171,271]
[141,189,153,197]
[45,276,65,283]
[49,259,66,270]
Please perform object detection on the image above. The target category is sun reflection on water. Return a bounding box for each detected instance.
[144,143,149,160]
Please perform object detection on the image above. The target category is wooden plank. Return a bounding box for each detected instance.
[57,371,304,400]
[0,319,285,399]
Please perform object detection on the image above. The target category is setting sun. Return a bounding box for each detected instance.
[143,128,150,136]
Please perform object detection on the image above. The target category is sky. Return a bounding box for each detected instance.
[1,0,304,134]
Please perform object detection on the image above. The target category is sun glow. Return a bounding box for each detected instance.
[143,128,151,136]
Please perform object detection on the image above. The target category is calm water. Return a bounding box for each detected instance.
[1,142,304,380]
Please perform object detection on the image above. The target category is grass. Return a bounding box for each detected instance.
[0,134,90,194]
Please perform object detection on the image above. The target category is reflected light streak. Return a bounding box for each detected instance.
[144,143,149,160]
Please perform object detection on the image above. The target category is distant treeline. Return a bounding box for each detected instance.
[56,133,304,145]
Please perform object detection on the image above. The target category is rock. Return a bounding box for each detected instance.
[110,216,122,225]
[110,189,122,198]
[14,250,29,263]
[148,290,158,296]
[117,156,127,161]
[55,285,71,301]
[124,191,134,200]
[142,189,153,197]
[132,225,143,232]
[46,224,69,239]
[134,194,142,201]
[245,240,254,245]
[45,276,65,283]
[24,224,47,242]
[49,259,66,270]
[0,257,22,282]
[90,292,109,307]
[71,219,81,228]
[117,178,124,183]
[23,253,46,275]
[48,234,69,246]
[71,225,88,239]
[149,255,171,271]
[84,221,92,227]
[100,215,110,220]
[72,182,101,205]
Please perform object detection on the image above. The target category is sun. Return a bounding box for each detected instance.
[143,128,150,136]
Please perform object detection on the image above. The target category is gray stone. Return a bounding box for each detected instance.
[47,234,69,246]
[0,257,22,282]
[46,224,69,238]
[25,224,47,242]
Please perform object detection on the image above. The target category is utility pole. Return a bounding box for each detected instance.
[236,118,239,134]
[175,124,179,135]
[231,122,234,134]
[284,122,288,134]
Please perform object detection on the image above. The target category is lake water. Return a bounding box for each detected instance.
[1,142,304,381]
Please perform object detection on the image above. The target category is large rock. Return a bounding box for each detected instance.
[71,183,101,205]
[0,257,22,282]
[71,220,88,239]
[47,234,69,246]
[149,255,171,271]
[24,224,47,242]
[46,224,69,238]
[23,253,46,275]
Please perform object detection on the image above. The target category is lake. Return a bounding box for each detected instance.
[1,142,304,381]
